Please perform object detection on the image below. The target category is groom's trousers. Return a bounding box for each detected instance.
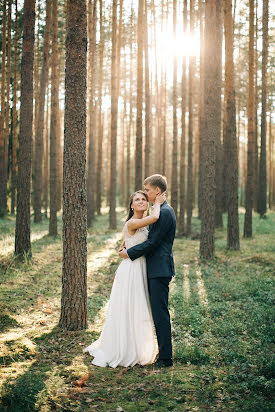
[148,277,172,360]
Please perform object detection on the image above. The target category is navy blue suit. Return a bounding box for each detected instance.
[127,201,176,360]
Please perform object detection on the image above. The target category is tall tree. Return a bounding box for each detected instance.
[49,0,58,236]
[178,0,187,236]
[135,0,144,190]
[171,0,178,216]
[96,0,104,215]
[244,0,255,236]
[126,6,135,204]
[87,0,97,227]
[59,0,88,330]
[253,0,259,210]
[42,89,49,218]
[200,0,220,258]
[11,0,19,214]
[257,0,269,217]
[0,0,7,217]
[109,0,118,228]
[214,0,223,228]
[144,0,151,179]
[33,0,52,222]
[186,0,195,237]
[223,0,239,249]
[4,0,12,210]
[15,0,36,257]
[198,0,204,220]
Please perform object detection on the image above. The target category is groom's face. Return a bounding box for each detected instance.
[144,184,161,203]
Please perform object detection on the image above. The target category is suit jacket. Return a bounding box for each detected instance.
[127,201,176,279]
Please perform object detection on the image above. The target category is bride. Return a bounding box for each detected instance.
[83,190,165,368]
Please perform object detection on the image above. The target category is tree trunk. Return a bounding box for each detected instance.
[126,7,134,204]
[223,0,240,249]
[178,0,187,236]
[117,0,125,206]
[33,0,52,222]
[96,0,104,215]
[43,89,49,218]
[244,0,255,236]
[109,0,118,228]
[0,0,7,217]
[186,0,195,237]
[144,0,151,179]
[253,0,259,210]
[59,0,88,331]
[198,0,204,220]
[11,0,19,214]
[56,61,62,212]
[171,0,178,216]
[87,0,97,227]
[15,0,36,257]
[257,0,268,217]
[200,0,219,258]
[268,105,272,209]
[214,0,223,228]
[49,0,58,236]
[135,0,144,190]
[4,0,12,213]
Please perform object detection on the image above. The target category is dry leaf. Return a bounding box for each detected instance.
[74,374,90,387]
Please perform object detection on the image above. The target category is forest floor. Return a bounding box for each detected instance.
[0,209,274,412]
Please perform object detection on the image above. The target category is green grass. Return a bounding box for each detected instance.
[0,210,275,411]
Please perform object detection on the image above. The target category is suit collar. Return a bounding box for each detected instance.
[160,201,167,208]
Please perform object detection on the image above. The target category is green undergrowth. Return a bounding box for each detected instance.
[0,210,274,411]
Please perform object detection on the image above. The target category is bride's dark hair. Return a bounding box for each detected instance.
[126,190,149,221]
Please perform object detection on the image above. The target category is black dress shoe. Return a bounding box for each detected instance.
[155,358,173,368]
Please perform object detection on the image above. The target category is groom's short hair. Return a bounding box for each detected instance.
[144,174,167,193]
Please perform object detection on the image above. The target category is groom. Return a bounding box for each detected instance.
[119,174,176,367]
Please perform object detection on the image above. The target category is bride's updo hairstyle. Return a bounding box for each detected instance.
[126,190,149,221]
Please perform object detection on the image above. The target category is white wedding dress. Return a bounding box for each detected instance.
[84,221,158,368]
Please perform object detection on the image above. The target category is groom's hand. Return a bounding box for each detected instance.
[118,247,128,259]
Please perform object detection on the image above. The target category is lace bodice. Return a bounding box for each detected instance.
[123,221,149,249]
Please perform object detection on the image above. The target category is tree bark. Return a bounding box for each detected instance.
[171,0,178,216]
[4,0,12,213]
[126,6,134,204]
[223,0,240,249]
[198,0,204,220]
[178,0,187,236]
[96,0,104,215]
[59,0,88,331]
[200,0,219,258]
[0,0,7,217]
[135,0,144,190]
[244,0,255,236]
[253,0,259,210]
[49,0,58,236]
[257,0,268,217]
[144,0,151,179]
[11,0,19,214]
[214,0,223,228]
[186,0,195,237]
[42,89,49,218]
[109,0,118,228]
[87,0,97,227]
[33,0,52,222]
[15,0,36,257]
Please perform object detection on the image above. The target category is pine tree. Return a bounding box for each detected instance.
[15,0,36,257]
[59,0,88,330]
[257,0,269,217]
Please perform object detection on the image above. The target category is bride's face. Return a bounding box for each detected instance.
[132,193,148,213]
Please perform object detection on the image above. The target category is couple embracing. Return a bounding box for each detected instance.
[84,174,176,368]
